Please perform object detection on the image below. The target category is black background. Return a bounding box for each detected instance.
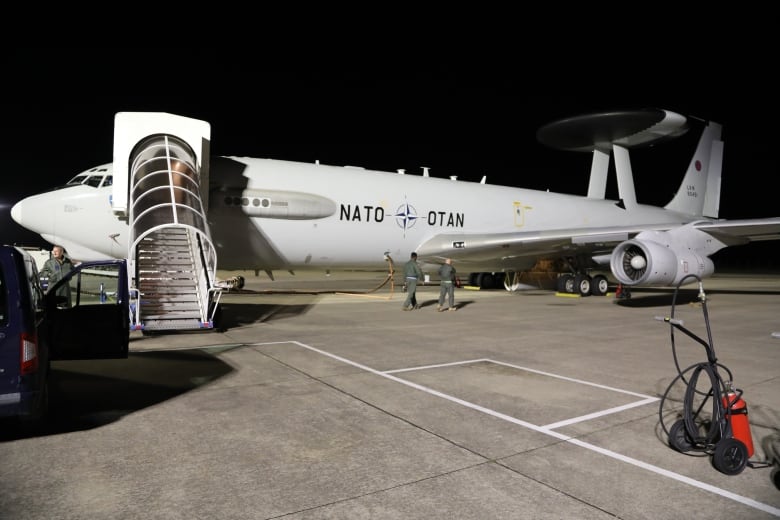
[2,46,777,270]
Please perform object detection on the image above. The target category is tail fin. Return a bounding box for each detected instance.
[664,121,723,218]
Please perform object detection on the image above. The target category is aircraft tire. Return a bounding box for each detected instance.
[590,275,609,296]
[557,274,575,293]
[575,274,591,296]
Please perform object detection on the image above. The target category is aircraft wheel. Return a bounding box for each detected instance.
[479,272,494,289]
[557,274,575,293]
[668,419,694,452]
[575,274,591,296]
[590,274,609,296]
[712,437,748,475]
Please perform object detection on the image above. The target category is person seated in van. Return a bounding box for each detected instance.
[39,245,73,305]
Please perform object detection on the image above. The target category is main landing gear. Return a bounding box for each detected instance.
[556,273,610,296]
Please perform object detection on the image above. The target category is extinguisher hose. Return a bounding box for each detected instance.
[661,274,734,443]
[682,363,726,445]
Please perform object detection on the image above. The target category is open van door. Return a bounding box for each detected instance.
[45,260,129,360]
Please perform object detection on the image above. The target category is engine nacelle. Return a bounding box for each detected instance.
[610,233,714,286]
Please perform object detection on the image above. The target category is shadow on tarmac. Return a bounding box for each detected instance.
[0,350,234,442]
[613,290,701,308]
[415,299,476,310]
[216,302,316,329]
[613,286,780,308]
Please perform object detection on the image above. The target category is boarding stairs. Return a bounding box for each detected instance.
[126,133,221,332]
[135,228,212,330]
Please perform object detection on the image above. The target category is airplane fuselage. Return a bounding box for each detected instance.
[12,110,779,333]
[13,156,698,274]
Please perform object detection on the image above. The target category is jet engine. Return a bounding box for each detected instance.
[609,229,715,286]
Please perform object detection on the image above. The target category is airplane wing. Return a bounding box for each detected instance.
[414,224,669,266]
[416,218,780,269]
[692,218,780,245]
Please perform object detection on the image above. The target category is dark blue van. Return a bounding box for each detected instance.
[0,245,129,421]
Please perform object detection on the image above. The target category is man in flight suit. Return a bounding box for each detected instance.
[437,258,457,311]
[402,252,424,311]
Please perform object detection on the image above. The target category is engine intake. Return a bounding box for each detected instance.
[610,237,714,286]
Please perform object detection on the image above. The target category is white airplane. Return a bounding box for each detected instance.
[10,110,780,331]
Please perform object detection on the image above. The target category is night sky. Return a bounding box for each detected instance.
[2,46,778,269]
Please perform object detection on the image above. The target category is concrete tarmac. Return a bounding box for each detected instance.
[1,270,779,519]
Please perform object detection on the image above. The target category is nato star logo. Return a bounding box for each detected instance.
[394,202,419,230]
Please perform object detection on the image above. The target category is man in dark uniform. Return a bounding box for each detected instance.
[437,258,457,311]
[402,252,424,311]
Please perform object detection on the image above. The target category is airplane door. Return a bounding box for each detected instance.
[45,260,130,360]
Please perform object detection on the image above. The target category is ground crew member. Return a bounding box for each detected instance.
[437,258,457,311]
[402,252,423,310]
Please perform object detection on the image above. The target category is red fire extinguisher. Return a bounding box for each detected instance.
[722,384,755,458]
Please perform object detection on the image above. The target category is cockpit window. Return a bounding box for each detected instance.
[65,173,112,188]
[66,174,90,185]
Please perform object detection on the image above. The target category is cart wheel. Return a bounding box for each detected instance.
[712,438,748,475]
[669,419,695,452]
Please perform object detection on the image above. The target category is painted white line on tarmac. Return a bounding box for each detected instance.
[384,358,489,374]
[542,397,660,430]
[487,358,658,399]
[386,357,660,430]
[250,340,780,518]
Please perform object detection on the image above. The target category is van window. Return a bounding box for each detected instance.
[61,264,122,308]
[23,256,44,313]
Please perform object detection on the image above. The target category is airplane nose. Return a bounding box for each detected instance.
[10,194,51,236]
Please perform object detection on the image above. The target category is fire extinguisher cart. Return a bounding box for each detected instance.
[656,275,772,476]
